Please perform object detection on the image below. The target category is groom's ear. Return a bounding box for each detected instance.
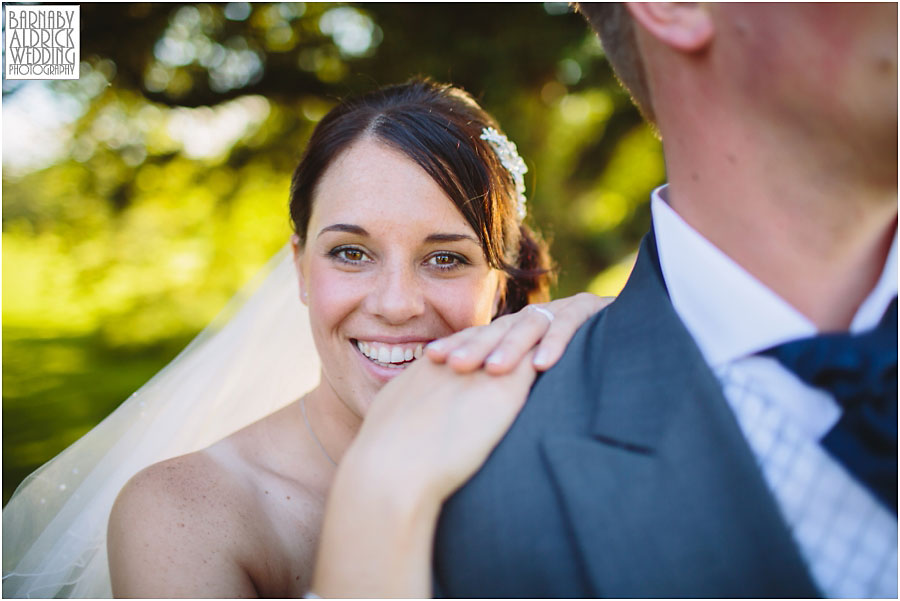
[626,2,714,54]
[291,234,309,305]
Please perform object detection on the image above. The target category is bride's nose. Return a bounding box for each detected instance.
[365,263,426,324]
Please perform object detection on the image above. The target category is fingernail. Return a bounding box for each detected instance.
[533,350,549,367]
[450,349,469,361]
[427,340,446,352]
[485,351,503,365]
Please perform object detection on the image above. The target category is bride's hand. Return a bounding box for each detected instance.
[426,292,613,375]
[313,354,537,598]
[348,347,537,503]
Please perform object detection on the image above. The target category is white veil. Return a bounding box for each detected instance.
[2,246,321,598]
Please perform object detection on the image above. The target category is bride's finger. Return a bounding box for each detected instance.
[425,312,520,362]
[438,315,520,373]
[424,326,485,363]
[481,307,555,375]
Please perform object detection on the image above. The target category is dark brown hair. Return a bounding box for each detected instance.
[289,78,552,316]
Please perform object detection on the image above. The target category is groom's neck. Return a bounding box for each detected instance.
[662,151,896,331]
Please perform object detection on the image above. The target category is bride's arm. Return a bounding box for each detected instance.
[427,292,613,374]
[312,354,537,598]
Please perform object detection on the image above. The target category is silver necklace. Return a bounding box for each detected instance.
[300,395,337,466]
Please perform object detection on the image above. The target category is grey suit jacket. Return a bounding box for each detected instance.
[433,232,821,598]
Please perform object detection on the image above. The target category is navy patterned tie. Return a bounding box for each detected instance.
[761,297,898,513]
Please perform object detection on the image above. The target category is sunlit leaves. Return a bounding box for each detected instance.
[224,2,252,22]
[4,152,290,345]
[149,4,264,96]
[167,95,271,159]
[574,124,663,234]
[138,2,381,100]
[318,6,382,58]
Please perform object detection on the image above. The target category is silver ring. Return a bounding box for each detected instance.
[528,304,554,323]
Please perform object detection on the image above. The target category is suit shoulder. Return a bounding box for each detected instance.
[562,302,612,361]
[522,306,612,418]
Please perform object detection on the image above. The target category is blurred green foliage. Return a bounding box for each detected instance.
[2,3,665,504]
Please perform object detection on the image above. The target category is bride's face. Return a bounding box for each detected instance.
[294,137,503,419]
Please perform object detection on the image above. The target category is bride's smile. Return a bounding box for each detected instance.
[293,137,502,418]
[353,339,427,368]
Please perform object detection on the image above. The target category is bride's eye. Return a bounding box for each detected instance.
[426,252,469,271]
[329,245,371,265]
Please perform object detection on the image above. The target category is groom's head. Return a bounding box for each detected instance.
[577,3,897,173]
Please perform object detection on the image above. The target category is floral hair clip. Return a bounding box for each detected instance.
[480,127,528,221]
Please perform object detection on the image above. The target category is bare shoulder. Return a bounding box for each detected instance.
[108,449,258,597]
[109,404,328,597]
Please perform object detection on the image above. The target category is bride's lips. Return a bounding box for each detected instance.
[350,337,434,383]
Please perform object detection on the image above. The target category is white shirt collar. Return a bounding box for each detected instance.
[651,184,898,369]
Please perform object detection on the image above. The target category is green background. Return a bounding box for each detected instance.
[2,3,665,504]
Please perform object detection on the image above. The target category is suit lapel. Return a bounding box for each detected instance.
[540,232,820,597]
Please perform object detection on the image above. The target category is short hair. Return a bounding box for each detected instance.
[289,78,553,316]
[576,2,656,123]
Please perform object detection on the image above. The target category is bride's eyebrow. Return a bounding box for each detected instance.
[317,223,368,238]
[424,233,480,245]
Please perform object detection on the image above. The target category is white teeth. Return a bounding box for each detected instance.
[378,346,391,363]
[355,340,427,366]
[391,347,404,363]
